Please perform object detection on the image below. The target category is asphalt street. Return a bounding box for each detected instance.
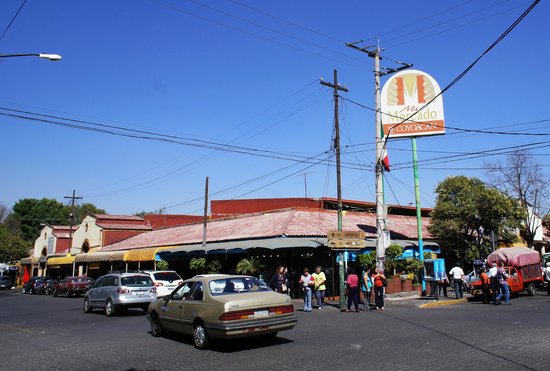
[1,289,549,371]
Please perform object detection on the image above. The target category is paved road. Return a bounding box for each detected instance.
[1,289,549,371]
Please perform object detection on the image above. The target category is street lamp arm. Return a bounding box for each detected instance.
[0,53,62,61]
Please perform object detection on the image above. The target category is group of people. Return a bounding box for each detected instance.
[345,267,386,312]
[479,262,511,305]
[268,265,327,312]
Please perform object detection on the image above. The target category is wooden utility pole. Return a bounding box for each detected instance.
[320,69,348,311]
[202,177,209,250]
[64,190,82,276]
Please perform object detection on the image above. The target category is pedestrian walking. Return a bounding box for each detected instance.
[495,262,510,305]
[479,267,490,304]
[544,262,550,296]
[312,266,327,309]
[438,272,449,297]
[269,266,288,294]
[373,267,386,311]
[449,263,465,299]
[361,267,373,311]
[299,268,314,312]
[346,268,359,312]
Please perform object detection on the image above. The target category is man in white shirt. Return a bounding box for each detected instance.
[449,264,465,299]
[487,263,498,278]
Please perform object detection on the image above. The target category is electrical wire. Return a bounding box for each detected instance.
[0,0,27,43]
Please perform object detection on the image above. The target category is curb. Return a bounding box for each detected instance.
[419,298,468,308]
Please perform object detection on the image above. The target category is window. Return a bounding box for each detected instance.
[209,277,270,296]
[188,282,203,301]
[171,282,193,300]
[121,275,152,287]
[153,272,181,282]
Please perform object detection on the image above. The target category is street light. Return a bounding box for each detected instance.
[0,53,62,61]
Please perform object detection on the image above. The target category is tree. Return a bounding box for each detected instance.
[429,176,524,265]
[0,203,9,223]
[11,198,68,241]
[485,150,550,247]
[189,258,206,275]
[9,198,106,242]
[0,225,30,263]
[206,260,222,274]
[235,258,264,276]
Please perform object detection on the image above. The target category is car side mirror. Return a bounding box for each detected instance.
[163,296,171,302]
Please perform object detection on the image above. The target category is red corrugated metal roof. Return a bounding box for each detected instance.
[92,214,144,221]
[101,208,433,251]
[95,222,152,231]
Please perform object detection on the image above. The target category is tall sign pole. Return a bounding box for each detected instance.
[321,69,348,311]
[202,176,209,250]
[411,137,425,294]
[64,190,82,276]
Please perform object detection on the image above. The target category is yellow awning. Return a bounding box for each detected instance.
[124,248,159,262]
[47,254,75,265]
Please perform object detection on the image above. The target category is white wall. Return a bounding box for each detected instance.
[71,215,103,254]
[33,226,56,258]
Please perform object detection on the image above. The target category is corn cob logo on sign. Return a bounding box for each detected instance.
[381,69,445,138]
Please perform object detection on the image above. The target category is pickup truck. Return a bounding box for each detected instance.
[469,247,544,298]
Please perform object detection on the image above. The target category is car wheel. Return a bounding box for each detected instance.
[193,322,209,350]
[105,300,116,317]
[21,287,26,294]
[83,298,92,313]
[527,283,536,296]
[52,289,58,297]
[150,313,164,337]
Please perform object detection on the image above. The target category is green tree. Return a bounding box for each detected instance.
[74,203,106,222]
[357,251,376,270]
[0,225,30,263]
[429,176,524,265]
[235,258,264,276]
[11,198,68,241]
[156,260,169,270]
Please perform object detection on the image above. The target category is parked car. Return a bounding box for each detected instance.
[21,276,51,294]
[53,276,94,297]
[0,276,12,289]
[147,274,297,349]
[141,270,183,298]
[83,273,157,316]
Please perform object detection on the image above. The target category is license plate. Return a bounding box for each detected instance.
[254,310,268,318]
[134,291,145,296]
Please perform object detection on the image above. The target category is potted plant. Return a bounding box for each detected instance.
[401,273,414,292]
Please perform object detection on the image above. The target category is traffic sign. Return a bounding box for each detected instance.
[327,230,366,250]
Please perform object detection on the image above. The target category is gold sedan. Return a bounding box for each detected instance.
[146,274,297,349]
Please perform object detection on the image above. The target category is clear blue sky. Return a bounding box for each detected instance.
[1,0,548,216]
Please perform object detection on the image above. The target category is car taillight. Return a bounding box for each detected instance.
[117,288,130,294]
[219,310,256,321]
[155,282,163,287]
[269,305,294,315]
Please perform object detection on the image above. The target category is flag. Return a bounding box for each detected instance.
[382,147,390,172]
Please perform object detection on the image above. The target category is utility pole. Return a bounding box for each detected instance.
[346,40,412,272]
[64,190,82,276]
[202,177,209,250]
[321,69,348,311]
[297,172,311,199]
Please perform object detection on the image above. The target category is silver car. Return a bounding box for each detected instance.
[83,273,157,316]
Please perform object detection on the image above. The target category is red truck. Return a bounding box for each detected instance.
[469,246,544,298]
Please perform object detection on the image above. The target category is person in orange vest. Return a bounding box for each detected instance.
[479,267,490,304]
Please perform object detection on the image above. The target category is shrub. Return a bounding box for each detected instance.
[156,259,169,270]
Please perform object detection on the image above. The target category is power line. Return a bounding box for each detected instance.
[379,0,540,156]
[0,0,27,43]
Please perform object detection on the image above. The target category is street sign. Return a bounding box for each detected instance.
[327,230,366,249]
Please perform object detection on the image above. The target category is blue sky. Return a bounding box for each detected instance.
[1,0,548,216]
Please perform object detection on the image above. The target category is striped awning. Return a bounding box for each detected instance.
[47,254,75,265]
[124,248,158,262]
[74,251,126,263]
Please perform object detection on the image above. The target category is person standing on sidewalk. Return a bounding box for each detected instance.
[299,268,314,312]
[373,267,386,311]
[269,266,288,294]
[312,266,326,309]
[479,267,490,304]
[449,263,465,299]
[346,268,359,312]
[361,267,373,311]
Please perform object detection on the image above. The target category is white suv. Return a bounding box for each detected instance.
[141,270,183,298]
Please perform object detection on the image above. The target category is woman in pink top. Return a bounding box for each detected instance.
[346,268,359,312]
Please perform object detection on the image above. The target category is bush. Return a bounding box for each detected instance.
[206,260,222,274]
[357,251,377,270]
[189,258,206,274]
[385,244,403,261]
[156,259,169,270]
